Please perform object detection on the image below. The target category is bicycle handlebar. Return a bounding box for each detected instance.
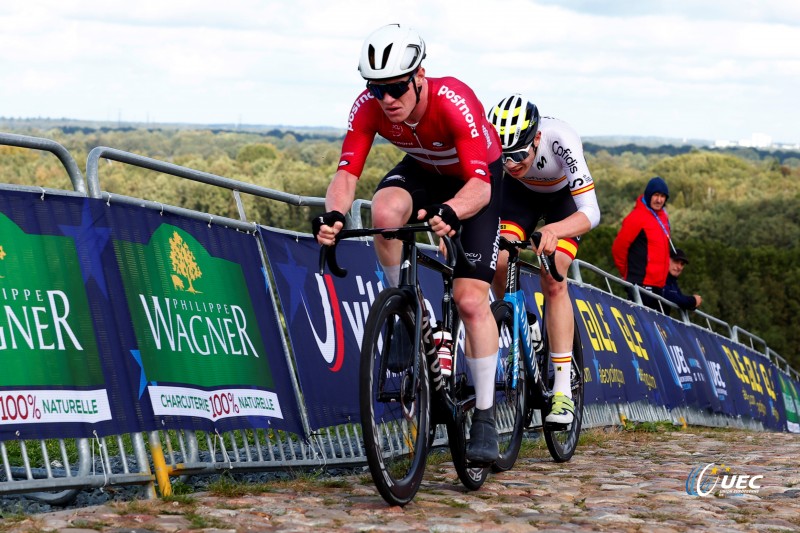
[499,232,564,282]
[318,225,476,278]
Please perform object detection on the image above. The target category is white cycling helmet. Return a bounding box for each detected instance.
[488,94,541,151]
[358,24,426,81]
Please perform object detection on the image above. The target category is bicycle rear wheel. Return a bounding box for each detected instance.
[360,288,430,506]
[490,300,529,472]
[541,318,584,462]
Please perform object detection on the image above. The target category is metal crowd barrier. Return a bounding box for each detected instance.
[1,134,797,505]
[0,135,155,504]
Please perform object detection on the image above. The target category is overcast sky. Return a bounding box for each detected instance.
[1,0,799,143]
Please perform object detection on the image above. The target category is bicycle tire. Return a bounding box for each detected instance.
[490,300,529,472]
[541,318,584,462]
[360,288,431,506]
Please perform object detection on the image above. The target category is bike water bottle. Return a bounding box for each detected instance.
[527,312,543,353]
[432,327,453,377]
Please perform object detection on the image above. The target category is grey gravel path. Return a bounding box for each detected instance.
[1,426,798,532]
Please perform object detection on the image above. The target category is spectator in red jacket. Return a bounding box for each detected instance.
[612,176,674,309]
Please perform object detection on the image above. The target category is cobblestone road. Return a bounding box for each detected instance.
[2,426,799,532]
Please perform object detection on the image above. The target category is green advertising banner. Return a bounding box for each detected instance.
[0,213,111,426]
[778,373,800,433]
[114,224,281,422]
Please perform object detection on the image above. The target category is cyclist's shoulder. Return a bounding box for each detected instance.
[428,76,483,106]
[539,117,583,148]
[346,90,382,127]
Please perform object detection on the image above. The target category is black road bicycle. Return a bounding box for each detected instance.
[320,225,508,506]
[490,234,584,470]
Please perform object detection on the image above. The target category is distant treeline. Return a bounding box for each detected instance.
[584,142,800,166]
[54,126,345,145]
[1,123,798,369]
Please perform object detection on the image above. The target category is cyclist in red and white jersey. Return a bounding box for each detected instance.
[313,24,504,463]
[488,94,600,425]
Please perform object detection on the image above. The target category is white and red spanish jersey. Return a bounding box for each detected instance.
[514,116,600,228]
[339,77,501,183]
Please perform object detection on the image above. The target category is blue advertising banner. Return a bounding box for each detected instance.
[570,286,649,405]
[0,191,304,439]
[683,328,737,415]
[639,313,709,410]
[714,337,784,431]
[259,228,447,431]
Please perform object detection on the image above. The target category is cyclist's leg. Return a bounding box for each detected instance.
[494,177,545,299]
[455,278,498,405]
[371,157,427,287]
[453,160,504,462]
[456,277,501,462]
[538,187,582,423]
[371,187,412,287]
[542,249,577,423]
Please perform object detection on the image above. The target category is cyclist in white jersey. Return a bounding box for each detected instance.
[488,94,600,425]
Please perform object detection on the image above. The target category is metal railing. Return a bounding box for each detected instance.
[2,133,798,506]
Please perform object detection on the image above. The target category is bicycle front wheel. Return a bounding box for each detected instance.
[541,318,584,462]
[360,288,431,506]
[490,300,529,472]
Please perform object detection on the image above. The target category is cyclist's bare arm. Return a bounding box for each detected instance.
[537,211,591,255]
[317,169,358,245]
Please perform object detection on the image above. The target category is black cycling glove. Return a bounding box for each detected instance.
[312,210,346,238]
[421,203,461,232]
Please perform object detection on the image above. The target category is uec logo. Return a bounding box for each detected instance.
[685,463,763,496]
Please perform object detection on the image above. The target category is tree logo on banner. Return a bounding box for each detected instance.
[114,224,275,392]
[169,231,202,294]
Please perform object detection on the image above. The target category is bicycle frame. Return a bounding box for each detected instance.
[501,242,548,400]
[395,231,456,396]
[322,225,466,404]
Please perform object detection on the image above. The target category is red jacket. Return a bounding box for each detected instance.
[612,196,671,288]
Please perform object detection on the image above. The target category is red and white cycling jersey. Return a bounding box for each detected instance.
[514,116,600,228]
[339,77,501,183]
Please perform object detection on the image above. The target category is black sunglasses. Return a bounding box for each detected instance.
[502,142,533,165]
[366,70,417,100]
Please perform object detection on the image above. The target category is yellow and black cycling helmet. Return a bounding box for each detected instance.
[488,94,540,152]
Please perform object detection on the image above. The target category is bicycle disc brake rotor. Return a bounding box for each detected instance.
[400,372,417,420]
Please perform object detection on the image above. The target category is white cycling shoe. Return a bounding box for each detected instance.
[545,392,575,424]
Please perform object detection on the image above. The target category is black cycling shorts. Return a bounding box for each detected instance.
[499,177,581,260]
[374,155,502,283]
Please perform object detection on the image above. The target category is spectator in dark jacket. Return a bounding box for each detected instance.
[611,176,673,309]
[663,248,702,315]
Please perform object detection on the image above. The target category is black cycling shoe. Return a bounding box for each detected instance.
[466,407,499,464]
[386,324,413,373]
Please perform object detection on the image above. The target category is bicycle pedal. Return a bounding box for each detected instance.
[543,421,570,431]
[466,459,493,469]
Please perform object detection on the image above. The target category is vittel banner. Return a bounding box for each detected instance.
[259,229,447,430]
